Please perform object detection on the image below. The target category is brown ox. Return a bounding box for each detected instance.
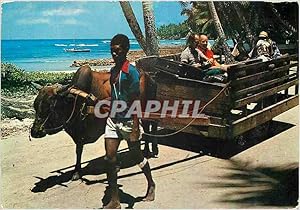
[30,65,157,180]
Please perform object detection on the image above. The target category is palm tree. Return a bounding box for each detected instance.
[142,1,159,56]
[214,3,233,34]
[181,1,298,54]
[180,2,215,37]
[229,2,254,45]
[268,3,297,34]
[119,1,159,56]
[241,2,298,43]
[207,1,235,64]
[119,1,147,53]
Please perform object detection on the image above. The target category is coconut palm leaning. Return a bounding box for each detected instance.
[119,1,147,53]
[119,1,159,56]
[142,1,159,56]
[207,1,235,64]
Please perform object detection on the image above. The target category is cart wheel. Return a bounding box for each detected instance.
[216,137,246,159]
[234,121,272,149]
[235,135,247,147]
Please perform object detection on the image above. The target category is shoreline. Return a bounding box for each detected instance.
[7,46,184,73]
[70,46,183,69]
[40,65,113,73]
[1,46,184,137]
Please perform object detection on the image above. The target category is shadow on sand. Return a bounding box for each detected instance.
[31,147,202,208]
[101,186,144,209]
[31,120,296,207]
[155,120,298,207]
[31,149,203,192]
[156,120,295,159]
[202,160,298,207]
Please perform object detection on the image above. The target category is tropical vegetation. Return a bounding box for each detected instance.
[157,23,189,40]
[1,63,73,96]
[178,1,298,63]
[180,1,298,45]
[1,63,74,119]
[122,1,297,62]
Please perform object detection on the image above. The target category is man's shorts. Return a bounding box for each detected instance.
[104,117,144,141]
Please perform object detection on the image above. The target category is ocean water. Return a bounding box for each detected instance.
[1,39,186,72]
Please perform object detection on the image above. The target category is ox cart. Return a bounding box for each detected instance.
[136,54,299,144]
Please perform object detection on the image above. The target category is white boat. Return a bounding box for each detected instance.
[64,48,91,52]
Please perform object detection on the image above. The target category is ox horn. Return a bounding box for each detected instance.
[55,84,71,95]
[31,82,43,90]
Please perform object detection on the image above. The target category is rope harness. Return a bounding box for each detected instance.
[39,94,79,133]
[39,87,98,133]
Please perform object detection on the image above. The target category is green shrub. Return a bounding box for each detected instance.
[1,63,74,96]
[1,63,29,88]
[27,71,74,85]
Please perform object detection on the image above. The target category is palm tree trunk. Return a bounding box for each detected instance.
[207,1,235,64]
[119,1,147,53]
[231,2,254,45]
[142,1,159,56]
[268,3,297,34]
[216,2,236,38]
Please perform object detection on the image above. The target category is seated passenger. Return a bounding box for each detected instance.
[197,34,229,77]
[248,31,275,62]
[181,34,228,83]
[180,34,202,67]
[197,34,220,67]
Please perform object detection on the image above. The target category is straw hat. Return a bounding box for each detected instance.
[259,31,268,38]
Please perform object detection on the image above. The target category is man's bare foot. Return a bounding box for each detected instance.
[142,183,155,201]
[103,200,121,209]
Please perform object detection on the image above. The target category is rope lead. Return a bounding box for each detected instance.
[142,82,231,138]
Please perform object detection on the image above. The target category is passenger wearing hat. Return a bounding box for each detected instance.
[259,31,269,38]
[248,31,274,61]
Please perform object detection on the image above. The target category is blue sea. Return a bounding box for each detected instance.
[1,39,186,72]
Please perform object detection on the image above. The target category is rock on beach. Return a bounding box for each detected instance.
[71,46,184,67]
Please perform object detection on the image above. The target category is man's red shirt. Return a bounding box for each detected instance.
[198,47,220,66]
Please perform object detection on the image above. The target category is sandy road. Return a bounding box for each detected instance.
[0,106,298,209]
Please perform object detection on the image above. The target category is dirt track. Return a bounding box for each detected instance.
[0,106,298,209]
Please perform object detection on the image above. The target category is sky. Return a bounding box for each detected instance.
[1,1,186,40]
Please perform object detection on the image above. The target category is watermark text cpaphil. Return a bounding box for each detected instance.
[94,100,204,118]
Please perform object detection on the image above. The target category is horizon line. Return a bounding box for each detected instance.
[1,37,137,41]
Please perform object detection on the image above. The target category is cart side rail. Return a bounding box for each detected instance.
[225,54,299,139]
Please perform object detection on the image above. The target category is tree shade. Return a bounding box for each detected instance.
[181,2,298,45]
